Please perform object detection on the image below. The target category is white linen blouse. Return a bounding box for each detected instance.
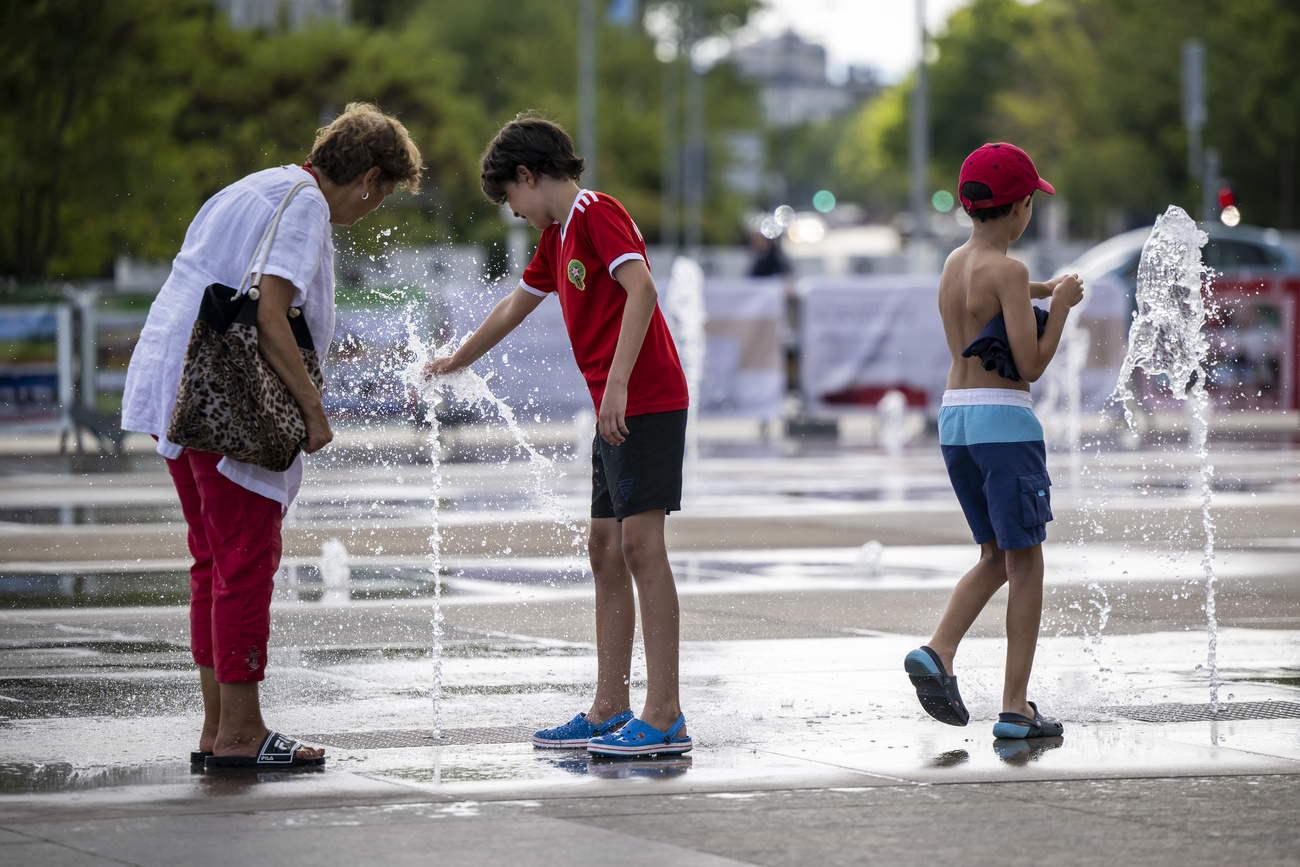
[121,165,336,512]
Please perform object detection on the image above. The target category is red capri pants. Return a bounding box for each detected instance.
[165,448,282,683]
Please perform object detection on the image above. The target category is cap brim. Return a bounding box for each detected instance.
[1036,177,1056,195]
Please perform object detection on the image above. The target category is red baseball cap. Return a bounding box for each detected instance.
[958,143,1055,210]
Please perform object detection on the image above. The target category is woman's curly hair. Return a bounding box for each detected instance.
[308,102,423,193]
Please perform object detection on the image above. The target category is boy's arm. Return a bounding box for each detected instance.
[600,258,657,445]
[997,263,1083,382]
[424,283,544,376]
[1029,277,1060,300]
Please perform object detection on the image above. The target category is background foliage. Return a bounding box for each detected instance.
[3,0,1298,282]
[0,0,759,282]
[833,0,1300,237]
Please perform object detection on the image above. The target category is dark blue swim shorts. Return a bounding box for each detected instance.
[939,389,1052,551]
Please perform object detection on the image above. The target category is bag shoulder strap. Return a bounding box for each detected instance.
[237,179,316,296]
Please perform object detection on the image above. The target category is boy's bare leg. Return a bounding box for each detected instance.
[1002,543,1044,719]
[619,510,686,736]
[587,517,635,724]
[198,665,221,753]
[927,541,1007,673]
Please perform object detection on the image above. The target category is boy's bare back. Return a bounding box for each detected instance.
[939,232,1082,389]
[939,241,1035,391]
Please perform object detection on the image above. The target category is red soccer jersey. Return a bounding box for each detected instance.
[520,190,688,416]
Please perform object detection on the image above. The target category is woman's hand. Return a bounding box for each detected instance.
[256,274,336,457]
[302,403,334,454]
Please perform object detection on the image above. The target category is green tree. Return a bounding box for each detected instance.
[1,0,765,283]
[833,0,1300,236]
[398,0,763,244]
[0,0,210,281]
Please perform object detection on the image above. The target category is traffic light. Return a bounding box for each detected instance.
[1218,183,1241,226]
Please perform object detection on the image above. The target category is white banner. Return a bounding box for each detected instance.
[699,277,785,420]
[798,275,949,415]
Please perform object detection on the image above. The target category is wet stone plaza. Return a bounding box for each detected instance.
[2,419,1300,866]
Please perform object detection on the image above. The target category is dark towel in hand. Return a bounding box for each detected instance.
[960,306,1050,382]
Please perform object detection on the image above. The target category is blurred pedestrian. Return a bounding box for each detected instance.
[121,103,422,768]
[748,230,789,277]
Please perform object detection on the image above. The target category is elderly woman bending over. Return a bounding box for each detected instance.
[122,103,422,768]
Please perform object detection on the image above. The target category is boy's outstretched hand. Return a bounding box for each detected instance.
[599,380,631,445]
[422,356,463,381]
[1051,273,1085,309]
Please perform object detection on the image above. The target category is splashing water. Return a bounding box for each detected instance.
[1111,204,1220,706]
[663,257,706,492]
[319,538,350,606]
[400,324,586,737]
[876,389,909,457]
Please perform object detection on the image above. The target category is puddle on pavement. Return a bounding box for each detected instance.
[0,762,190,794]
[0,572,194,609]
[0,675,202,720]
[0,505,181,525]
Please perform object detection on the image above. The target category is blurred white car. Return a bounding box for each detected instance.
[1061,223,1299,290]
[1056,223,1300,413]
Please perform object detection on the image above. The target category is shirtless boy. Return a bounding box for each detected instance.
[905,142,1084,739]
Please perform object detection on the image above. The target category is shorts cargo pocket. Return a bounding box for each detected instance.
[1019,472,1053,527]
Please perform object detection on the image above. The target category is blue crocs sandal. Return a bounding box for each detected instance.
[904,646,970,727]
[992,701,1065,739]
[532,710,633,749]
[587,713,692,758]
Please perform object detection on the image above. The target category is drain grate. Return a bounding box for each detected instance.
[1107,701,1300,723]
[299,726,535,749]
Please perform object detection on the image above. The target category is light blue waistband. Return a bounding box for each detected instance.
[939,403,1043,445]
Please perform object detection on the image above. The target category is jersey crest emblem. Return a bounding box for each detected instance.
[567,258,587,291]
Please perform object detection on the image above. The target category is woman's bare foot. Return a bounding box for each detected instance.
[212,727,324,761]
[197,724,219,755]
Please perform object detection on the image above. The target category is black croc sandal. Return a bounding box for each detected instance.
[993,701,1064,739]
[904,646,970,726]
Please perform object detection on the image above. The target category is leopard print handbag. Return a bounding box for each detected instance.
[167,181,324,473]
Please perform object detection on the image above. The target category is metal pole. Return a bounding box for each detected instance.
[683,0,705,253]
[1182,39,1206,215]
[909,0,929,271]
[77,289,97,410]
[578,0,598,189]
[661,51,680,250]
[56,303,74,444]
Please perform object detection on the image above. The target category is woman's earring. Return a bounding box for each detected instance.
[362,191,370,200]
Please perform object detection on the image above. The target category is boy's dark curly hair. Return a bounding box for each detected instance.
[961,181,1032,222]
[480,113,585,204]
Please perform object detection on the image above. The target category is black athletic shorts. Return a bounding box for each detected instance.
[591,408,687,521]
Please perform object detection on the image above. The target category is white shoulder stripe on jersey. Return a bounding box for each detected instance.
[607,252,646,279]
[560,189,595,242]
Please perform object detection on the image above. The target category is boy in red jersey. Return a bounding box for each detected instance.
[425,115,691,757]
